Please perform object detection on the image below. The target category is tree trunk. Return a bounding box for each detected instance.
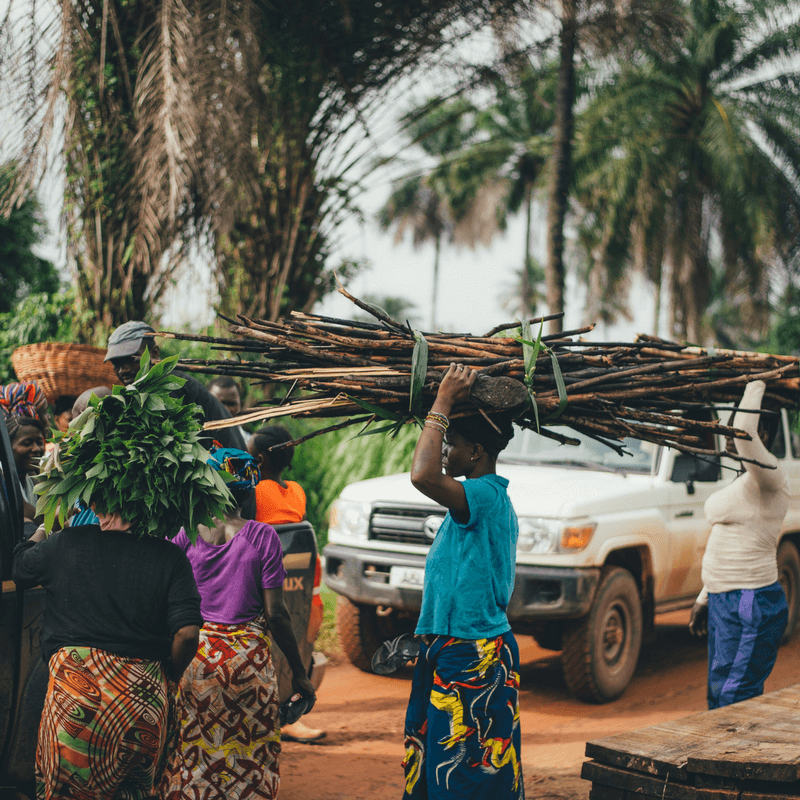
[522,185,534,315]
[545,0,577,334]
[431,234,441,331]
[652,261,662,337]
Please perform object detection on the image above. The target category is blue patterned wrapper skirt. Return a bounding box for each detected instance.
[402,632,524,800]
[707,581,788,710]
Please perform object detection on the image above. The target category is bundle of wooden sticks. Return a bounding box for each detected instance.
[159,288,800,467]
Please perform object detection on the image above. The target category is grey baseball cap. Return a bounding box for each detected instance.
[104,321,155,361]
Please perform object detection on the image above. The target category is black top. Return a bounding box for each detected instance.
[175,370,246,451]
[12,525,202,663]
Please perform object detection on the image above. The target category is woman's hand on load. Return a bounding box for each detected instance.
[436,363,477,409]
[688,602,708,636]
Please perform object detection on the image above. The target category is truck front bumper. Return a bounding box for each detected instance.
[323,544,600,620]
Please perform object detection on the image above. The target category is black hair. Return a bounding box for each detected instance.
[449,413,514,457]
[759,413,780,451]
[230,485,254,508]
[726,409,780,452]
[251,425,295,469]
[6,413,46,442]
[208,376,241,395]
[54,395,77,415]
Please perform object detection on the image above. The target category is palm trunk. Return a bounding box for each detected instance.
[431,234,441,330]
[652,261,663,337]
[522,185,534,315]
[545,0,577,334]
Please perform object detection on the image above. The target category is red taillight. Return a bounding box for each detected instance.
[312,555,322,607]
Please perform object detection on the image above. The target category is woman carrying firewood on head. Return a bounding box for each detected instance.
[401,362,523,800]
[689,380,790,709]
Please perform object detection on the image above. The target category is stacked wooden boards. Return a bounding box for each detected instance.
[582,684,800,800]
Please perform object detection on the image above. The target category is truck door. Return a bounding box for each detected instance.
[271,521,319,702]
[663,450,723,602]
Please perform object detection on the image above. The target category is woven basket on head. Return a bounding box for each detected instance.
[11,342,121,403]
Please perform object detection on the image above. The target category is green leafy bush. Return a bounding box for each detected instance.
[285,421,418,549]
[35,353,234,539]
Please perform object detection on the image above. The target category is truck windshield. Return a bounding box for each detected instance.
[499,426,657,473]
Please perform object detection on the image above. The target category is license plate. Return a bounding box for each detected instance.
[389,566,425,589]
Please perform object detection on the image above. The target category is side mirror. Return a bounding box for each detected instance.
[671,453,720,485]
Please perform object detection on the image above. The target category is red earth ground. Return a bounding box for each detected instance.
[279,609,800,800]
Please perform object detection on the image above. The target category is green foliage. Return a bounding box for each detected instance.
[285,421,419,548]
[0,165,59,313]
[35,353,234,539]
[576,0,800,343]
[766,282,800,356]
[0,291,82,384]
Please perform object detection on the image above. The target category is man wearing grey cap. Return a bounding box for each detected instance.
[105,321,246,451]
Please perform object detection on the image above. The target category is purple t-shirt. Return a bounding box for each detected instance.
[173,520,287,624]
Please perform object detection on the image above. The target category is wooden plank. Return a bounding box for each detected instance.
[581,760,739,800]
[586,685,800,784]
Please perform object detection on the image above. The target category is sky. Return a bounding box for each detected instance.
[12,5,659,344]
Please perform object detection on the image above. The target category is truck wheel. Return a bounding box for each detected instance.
[561,566,642,703]
[336,598,415,672]
[778,539,800,643]
[530,622,563,652]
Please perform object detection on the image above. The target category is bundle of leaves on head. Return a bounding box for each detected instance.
[36,352,233,541]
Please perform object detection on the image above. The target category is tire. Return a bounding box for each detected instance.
[777,539,800,643]
[335,597,415,672]
[561,566,643,703]
[530,622,563,652]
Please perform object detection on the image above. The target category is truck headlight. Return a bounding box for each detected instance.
[517,517,562,554]
[516,518,597,553]
[329,499,371,541]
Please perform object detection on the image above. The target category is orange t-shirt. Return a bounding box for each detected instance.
[254,479,306,525]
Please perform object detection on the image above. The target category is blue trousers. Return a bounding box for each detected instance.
[707,582,787,709]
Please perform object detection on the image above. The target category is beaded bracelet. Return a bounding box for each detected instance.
[424,420,447,435]
[426,411,449,429]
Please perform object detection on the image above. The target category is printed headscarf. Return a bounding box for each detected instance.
[207,446,261,491]
[0,382,48,422]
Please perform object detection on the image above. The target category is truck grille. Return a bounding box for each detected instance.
[369,505,447,546]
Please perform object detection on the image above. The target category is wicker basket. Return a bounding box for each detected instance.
[11,342,121,403]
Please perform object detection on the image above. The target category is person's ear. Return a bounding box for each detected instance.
[471,443,484,461]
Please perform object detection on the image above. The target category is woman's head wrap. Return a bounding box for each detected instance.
[0,382,48,422]
[207,447,261,492]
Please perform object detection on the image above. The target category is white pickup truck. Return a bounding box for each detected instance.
[323,411,800,703]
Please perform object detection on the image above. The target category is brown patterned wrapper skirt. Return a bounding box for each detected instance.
[36,647,177,800]
[161,616,281,800]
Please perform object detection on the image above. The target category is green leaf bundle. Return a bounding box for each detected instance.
[35,352,234,541]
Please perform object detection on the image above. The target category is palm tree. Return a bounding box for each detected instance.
[391,63,557,323]
[378,175,456,331]
[576,0,800,344]
[537,0,683,331]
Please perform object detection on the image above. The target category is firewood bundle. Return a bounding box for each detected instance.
[159,288,800,467]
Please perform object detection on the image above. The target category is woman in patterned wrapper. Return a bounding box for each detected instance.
[402,363,524,800]
[163,447,316,800]
[11,423,203,797]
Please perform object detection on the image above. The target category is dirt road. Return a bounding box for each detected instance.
[279,610,800,799]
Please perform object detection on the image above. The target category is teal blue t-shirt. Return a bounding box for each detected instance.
[415,473,518,640]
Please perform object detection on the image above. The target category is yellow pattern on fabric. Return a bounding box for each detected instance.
[431,689,471,749]
[403,740,424,794]
[466,638,500,678]
[482,735,522,789]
